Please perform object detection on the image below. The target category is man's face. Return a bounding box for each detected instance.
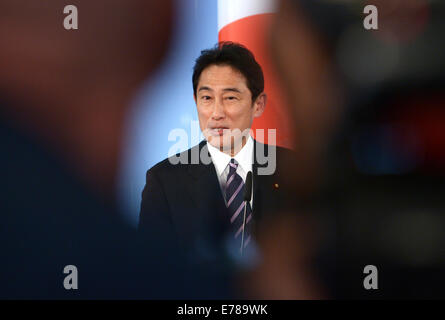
[195,64,265,154]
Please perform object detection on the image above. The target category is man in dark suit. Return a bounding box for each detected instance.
[139,42,294,268]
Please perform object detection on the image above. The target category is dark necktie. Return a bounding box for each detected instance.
[225,159,252,251]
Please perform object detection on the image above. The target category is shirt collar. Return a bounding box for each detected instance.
[207,136,254,177]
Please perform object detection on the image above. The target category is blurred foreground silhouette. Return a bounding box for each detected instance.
[246,0,445,299]
[0,0,233,299]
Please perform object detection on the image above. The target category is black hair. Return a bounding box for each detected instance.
[192,41,264,102]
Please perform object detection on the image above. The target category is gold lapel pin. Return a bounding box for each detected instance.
[273,183,279,189]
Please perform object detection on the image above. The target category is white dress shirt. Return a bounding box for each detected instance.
[207,136,254,209]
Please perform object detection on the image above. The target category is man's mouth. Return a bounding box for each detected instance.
[209,127,229,136]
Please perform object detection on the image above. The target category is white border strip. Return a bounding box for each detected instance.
[217,0,277,31]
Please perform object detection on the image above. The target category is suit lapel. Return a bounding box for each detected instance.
[252,140,277,224]
[182,139,276,241]
[252,140,264,222]
[186,141,231,236]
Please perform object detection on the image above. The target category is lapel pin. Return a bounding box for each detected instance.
[273,183,279,189]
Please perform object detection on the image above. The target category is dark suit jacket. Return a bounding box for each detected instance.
[139,139,294,264]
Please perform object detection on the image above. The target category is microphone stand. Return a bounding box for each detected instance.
[240,201,248,255]
[241,171,252,255]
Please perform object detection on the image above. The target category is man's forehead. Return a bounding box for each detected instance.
[198,64,248,89]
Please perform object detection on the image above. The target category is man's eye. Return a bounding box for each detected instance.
[226,96,236,100]
[201,96,211,100]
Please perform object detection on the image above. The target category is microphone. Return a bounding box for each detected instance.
[241,171,253,254]
[244,171,253,202]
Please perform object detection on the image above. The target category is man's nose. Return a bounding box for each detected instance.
[211,98,225,120]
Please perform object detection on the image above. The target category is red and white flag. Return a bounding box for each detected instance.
[218,0,294,148]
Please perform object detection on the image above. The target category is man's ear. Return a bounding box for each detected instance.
[193,94,197,104]
[253,93,267,118]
